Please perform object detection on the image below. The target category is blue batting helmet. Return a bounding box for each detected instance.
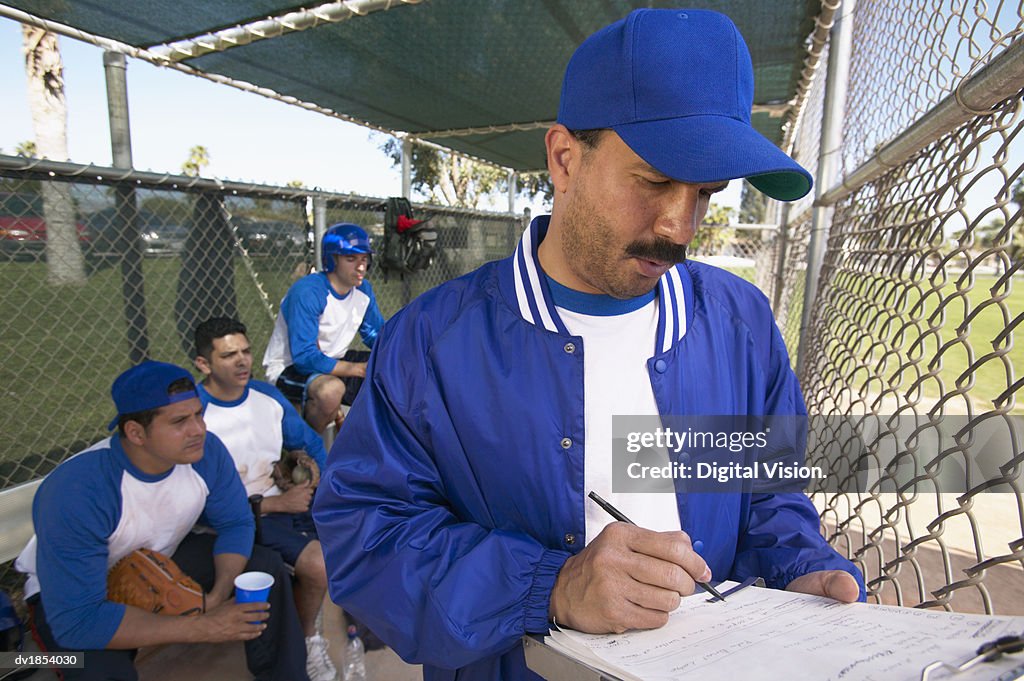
[321,223,373,273]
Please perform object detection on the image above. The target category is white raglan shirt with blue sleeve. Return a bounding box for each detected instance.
[198,379,327,497]
[262,273,383,383]
[14,433,253,650]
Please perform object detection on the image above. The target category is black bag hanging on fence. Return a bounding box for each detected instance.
[378,197,436,279]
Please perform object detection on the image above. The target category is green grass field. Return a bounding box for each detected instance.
[807,271,1023,415]
[693,262,1021,415]
[924,274,1020,412]
[0,257,299,480]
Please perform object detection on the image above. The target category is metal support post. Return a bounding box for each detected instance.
[104,50,150,365]
[105,53,133,169]
[508,170,517,214]
[313,196,327,271]
[796,0,855,376]
[401,136,412,199]
[772,201,791,313]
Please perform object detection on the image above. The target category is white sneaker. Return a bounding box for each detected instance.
[306,634,339,681]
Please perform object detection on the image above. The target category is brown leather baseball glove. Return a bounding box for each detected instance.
[107,548,205,616]
[271,450,320,490]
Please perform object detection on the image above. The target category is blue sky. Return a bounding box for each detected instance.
[1,19,402,194]
[0,17,751,217]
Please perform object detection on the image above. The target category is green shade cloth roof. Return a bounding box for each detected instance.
[7,0,821,171]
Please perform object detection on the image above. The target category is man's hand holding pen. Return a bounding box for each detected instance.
[548,522,713,634]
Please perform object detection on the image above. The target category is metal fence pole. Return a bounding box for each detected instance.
[104,53,132,169]
[401,136,412,199]
[772,201,791,313]
[796,0,855,376]
[103,50,150,364]
[507,170,517,214]
[313,195,327,271]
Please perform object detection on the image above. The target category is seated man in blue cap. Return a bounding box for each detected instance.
[263,223,384,434]
[16,360,308,681]
[313,9,866,681]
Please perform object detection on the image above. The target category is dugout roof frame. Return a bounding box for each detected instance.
[2,0,826,171]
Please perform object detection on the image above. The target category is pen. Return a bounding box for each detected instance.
[588,491,726,602]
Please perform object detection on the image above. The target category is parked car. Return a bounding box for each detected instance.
[84,207,188,259]
[234,219,307,257]
[0,191,89,262]
[140,222,188,257]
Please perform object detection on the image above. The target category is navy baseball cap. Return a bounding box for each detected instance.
[557,9,812,201]
[108,360,199,430]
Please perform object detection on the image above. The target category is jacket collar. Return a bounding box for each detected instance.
[508,216,690,354]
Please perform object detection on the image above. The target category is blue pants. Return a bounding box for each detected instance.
[259,511,318,566]
[276,349,370,408]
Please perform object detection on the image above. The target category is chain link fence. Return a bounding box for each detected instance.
[0,160,523,593]
[687,224,779,292]
[780,1,1023,615]
[0,163,523,488]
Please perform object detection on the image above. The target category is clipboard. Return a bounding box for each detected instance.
[525,633,1024,681]
[523,635,626,681]
[523,578,764,681]
[523,577,1024,681]
[920,635,1024,681]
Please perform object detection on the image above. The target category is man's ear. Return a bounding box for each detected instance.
[545,125,578,195]
[194,355,211,377]
[122,419,147,446]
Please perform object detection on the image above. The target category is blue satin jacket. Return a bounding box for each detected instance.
[313,217,864,681]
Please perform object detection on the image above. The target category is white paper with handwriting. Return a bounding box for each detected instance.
[545,582,1024,681]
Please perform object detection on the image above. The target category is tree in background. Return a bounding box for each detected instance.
[21,24,86,285]
[704,204,734,227]
[735,180,772,256]
[689,204,735,256]
[739,180,770,224]
[975,178,1024,265]
[517,172,554,207]
[1,141,42,196]
[946,178,1023,269]
[15,140,38,158]
[182,145,210,177]
[380,137,551,210]
[139,194,193,223]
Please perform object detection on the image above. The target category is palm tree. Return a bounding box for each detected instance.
[14,140,37,157]
[21,24,86,285]
[182,145,210,177]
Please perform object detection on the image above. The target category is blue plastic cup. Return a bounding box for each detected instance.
[234,571,274,624]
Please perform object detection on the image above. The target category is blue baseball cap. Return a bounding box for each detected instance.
[108,360,199,430]
[557,9,812,201]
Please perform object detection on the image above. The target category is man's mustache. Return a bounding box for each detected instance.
[625,240,688,265]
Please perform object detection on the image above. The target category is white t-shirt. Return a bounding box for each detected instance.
[547,278,684,544]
